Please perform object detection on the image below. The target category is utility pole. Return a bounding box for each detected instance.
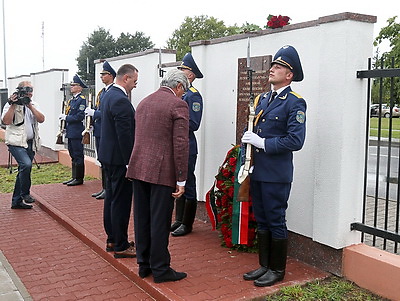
[41,21,45,70]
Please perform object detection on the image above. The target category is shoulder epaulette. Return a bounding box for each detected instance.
[290,91,303,99]
[253,93,263,108]
[189,87,198,93]
[80,95,86,99]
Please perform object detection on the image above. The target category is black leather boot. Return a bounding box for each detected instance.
[67,164,84,186]
[92,168,106,197]
[171,199,197,236]
[243,230,271,280]
[63,163,76,185]
[170,196,185,232]
[95,168,107,199]
[254,238,288,287]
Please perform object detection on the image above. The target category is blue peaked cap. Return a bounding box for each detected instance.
[271,45,304,82]
[71,74,88,88]
[178,53,203,79]
[100,61,116,78]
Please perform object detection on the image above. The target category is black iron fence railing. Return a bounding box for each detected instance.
[353,57,400,254]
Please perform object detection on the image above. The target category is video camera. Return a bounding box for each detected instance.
[12,86,33,105]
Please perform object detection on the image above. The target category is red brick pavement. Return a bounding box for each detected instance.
[0,191,153,300]
[1,180,327,301]
[0,139,329,300]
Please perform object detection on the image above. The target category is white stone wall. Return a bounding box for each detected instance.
[189,16,374,249]
[5,13,376,250]
[6,69,68,151]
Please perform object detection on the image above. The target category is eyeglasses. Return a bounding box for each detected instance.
[180,83,188,92]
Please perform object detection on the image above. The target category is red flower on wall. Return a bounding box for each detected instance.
[266,14,291,29]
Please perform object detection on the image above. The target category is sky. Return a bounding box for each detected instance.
[0,0,397,85]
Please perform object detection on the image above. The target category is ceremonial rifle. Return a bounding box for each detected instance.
[81,92,92,144]
[158,48,166,78]
[237,37,255,202]
[56,83,67,144]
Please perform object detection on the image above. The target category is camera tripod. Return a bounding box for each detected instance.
[7,151,40,174]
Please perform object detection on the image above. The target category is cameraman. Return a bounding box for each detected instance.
[1,81,45,209]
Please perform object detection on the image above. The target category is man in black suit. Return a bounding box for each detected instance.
[98,64,138,258]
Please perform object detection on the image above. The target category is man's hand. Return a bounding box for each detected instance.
[172,185,185,199]
[241,131,265,150]
[85,107,95,117]
[7,94,18,104]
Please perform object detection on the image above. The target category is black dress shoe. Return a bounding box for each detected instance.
[91,190,102,197]
[67,179,83,186]
[139,267,152,278]
[153,268,187,283]
[254,269,285,287]
[243,266,268,281]
[171,224,192,237]
[62,178,74,185]
[170,221,182,232]
[95,189,106,199]
[22,195,36,203]
[11,203,33,209]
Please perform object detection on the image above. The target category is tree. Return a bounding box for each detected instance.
[76,27,153,84]
[115,32,154,56]
[167,15,239,61]
[372,16,400,105]
[235,22,262,34]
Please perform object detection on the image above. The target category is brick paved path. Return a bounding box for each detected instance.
[0,191,153,301]
[0,173,328,300]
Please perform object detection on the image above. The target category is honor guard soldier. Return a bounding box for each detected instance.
[85,61,116,199]
[60,74,87,186]
[171,52,204,237]
[241,45,306,287]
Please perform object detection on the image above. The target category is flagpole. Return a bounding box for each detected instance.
[2,0,7,88]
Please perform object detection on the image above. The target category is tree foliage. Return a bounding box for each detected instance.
[235,22,262,34]
[372,16,400,105]
[76,27,154,84]
[167,15,239,61]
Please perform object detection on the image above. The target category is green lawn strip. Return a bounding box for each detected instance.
[370,118,400,138]
[0,163,95,193]
[265,276,389,301]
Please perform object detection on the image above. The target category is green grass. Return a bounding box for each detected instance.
[0,163,95,193]
[264,276,388,301]
[370,117,400,138]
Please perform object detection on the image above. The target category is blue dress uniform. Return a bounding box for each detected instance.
[93,61,116,142]
[183,85,203,199]
[242,45,306,287]
[90,61,116,199]
[63,74,87,186]
[171,53,204,237]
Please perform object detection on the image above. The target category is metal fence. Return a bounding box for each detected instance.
[351,58,400,254]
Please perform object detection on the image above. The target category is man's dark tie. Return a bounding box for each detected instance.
[268,91,278,106]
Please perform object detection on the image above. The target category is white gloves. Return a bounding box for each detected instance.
[241,131,265,150]
[85,107,95,117]
[59,113,66,120]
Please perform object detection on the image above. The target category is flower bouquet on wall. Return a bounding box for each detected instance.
[206,145,257,252]
[265,15,291,29]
